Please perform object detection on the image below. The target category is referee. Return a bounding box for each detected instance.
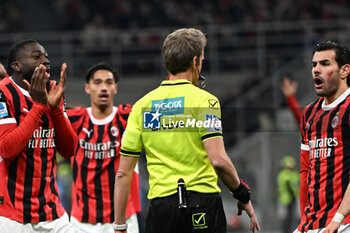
[113,28,260,233]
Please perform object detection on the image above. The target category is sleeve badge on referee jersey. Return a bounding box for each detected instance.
[0,102,8,118]
[208,99,219,109]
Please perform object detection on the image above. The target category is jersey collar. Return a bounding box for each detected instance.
[87,106,118,125]
[9,77,31,98]
[160,79,192,86]
[322,88,350,111]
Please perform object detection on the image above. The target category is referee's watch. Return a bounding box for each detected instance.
[113,223,128,231]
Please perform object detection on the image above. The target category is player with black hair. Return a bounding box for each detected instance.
[66,62,141,233]
[0,39,77,233]
[296,41,350,233]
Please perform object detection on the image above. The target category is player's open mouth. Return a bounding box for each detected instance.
[99,93,109,101]
[314,77,323,88]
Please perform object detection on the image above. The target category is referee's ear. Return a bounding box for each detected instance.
[192,56,198,68]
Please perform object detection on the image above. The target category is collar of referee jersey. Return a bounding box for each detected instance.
[160,79,192,86]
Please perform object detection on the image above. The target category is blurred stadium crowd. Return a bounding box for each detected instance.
[0,0,349,33]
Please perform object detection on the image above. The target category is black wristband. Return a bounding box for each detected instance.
[232,180,251,204]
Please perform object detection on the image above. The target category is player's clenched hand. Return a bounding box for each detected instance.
[47,63,67,108]
[237,201,261,232]
[24,64,49,105]
[323,221,341,233]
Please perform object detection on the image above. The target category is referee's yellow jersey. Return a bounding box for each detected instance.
[120,79,223,199]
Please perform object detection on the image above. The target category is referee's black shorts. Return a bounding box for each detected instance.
[146,191,227,233]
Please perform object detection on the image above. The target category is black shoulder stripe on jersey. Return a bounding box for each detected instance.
[6,83,21,126]
[304,99,320,123]
[116,115,126,139]
[69,114,83,123]
[95,125,104,223]
[201,132,223,141]
[120,113,129,121]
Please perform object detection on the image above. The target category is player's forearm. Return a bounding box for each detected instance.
[51,106,78,158]
[336,183,350,218]
[299,149,310,215]
[0,103,46,160]
[286,95,301,123]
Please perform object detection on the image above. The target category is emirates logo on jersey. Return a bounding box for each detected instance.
[110,126,119,137]
[331,115,339,128]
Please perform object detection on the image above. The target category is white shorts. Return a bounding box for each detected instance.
[0,212,74,233]
[293,223,350,233]
[71,213,139,233]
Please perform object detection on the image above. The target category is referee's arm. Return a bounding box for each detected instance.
[114,155,139,232]
[203,137,260,232]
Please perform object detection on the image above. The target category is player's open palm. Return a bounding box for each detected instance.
[25,64,49,105]
[47,63,67,108]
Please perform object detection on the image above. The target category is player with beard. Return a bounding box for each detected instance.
[295,41,350,233]
[0,39,78,233]
[66,63,141,233]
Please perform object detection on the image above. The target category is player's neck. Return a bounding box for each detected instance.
[91,104,113,119]
[324,84,349,105]
[11,75,28,91]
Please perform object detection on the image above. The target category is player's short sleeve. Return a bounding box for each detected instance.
[120,102,142,157]
[197,95,223,142]
[0,89,15,126]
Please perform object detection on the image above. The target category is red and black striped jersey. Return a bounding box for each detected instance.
[66,105,141,223]
[0,77,76,223]
[298,88,350,231]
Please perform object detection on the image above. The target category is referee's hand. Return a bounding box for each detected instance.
[237,201,261,232]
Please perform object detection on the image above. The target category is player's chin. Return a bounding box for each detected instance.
[98,101,110,108]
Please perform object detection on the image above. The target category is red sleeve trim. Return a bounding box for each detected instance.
[286,95,302,124]
[299,149,310,218]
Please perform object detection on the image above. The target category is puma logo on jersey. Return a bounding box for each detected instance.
[82,127,93,137]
